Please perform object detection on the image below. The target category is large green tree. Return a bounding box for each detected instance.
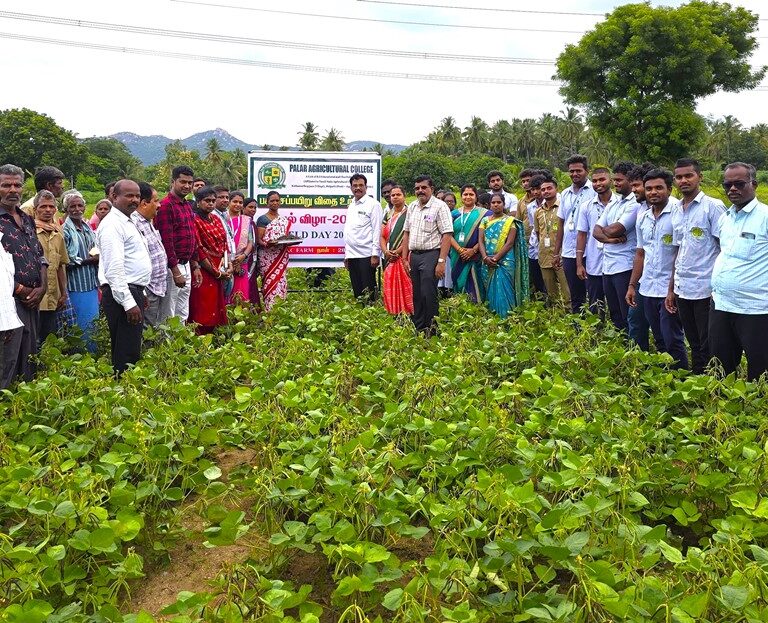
[80,137,143,185]
[0,108,87,176]
[556,1,765,163]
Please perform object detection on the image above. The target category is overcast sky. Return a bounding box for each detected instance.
[2,0,766,146]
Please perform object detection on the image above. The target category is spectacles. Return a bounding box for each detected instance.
[722,180,750,191]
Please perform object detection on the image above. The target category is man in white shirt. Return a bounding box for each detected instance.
[97,180,152,376]
[486,170,518,215]
[554,155,595,313]
[344,173,383,303]
[0,231,23,389]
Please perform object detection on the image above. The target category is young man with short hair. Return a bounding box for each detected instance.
[626,169,687,369]
[156,165,201,322]
[554,155,595,313]
[664,158,726,374]
[21,166,65,216]
[709,162,768,380]
[521,170,546,297]
[487,170,518,215]
[576,168,614,316]
[593,162,638,331]
[534,176,570,309]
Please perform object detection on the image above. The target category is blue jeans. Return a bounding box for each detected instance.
[643,295,688,369]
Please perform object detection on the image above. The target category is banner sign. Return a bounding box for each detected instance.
[248,151,382,267]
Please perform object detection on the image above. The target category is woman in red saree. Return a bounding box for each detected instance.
[189,186,232,334]
[256,191,291,311]
[227,191,255,304]
[380,185,413,315]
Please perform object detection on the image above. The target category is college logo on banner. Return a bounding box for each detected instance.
[257,163,286,189]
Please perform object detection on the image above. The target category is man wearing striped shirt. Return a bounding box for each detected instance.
[133,183,168,328]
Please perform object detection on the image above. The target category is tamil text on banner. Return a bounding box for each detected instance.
[248,151,382,268]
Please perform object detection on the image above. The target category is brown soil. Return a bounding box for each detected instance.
[283,551,339,623]
[126,448,261,617]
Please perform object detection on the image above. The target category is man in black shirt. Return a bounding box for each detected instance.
[0,164,46,384]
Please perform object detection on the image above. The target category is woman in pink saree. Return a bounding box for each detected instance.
[256,191,291,310]
[227,191,255,304]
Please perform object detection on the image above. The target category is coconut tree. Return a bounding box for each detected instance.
[320,128,345,151]
[489,120,514,162]
[463,116,489,154]
[298,122,320,151]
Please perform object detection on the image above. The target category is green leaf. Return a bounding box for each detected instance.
[382,588,404,610]
[203,466,222,480]
[717,585,748,611]
[658,540,684,565]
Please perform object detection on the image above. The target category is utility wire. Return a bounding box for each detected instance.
[356,1,603,16]
[0,32,561,86]
[0,10,556,65]
[168,0,586,34]
[357,0,768,21]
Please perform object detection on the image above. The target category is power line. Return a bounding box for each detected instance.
[0,32,561,86]
[356,0,603,17]
[357,0,768,21]
[169,0,586,34]
[0,11,556,65]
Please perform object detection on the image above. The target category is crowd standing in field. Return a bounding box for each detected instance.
[0,155,766,384]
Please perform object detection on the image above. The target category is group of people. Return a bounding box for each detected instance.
[343,159,768,381]
[2,154,767,384]
[0,164,294,384]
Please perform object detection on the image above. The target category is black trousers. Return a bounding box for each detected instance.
[603,270,631,332]
[102,284,146,376]
[39,310,58,346]
[347,257,377,303]
[562,257,586,313]
[644,296,688,369]
[410,249,440,335]
[528,258,547,296]
[0,301,37,386]
[586,274,606,318]
[677,297,711,374]
[708,301,768,381]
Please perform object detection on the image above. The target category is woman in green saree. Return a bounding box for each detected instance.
[478,192,529,319]
[380,185,413,315]
[449,184,491,303]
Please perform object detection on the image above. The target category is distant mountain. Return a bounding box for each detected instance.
[106,129,408,165]
[345,140,407,155]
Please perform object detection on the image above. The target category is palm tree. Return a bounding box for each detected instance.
[560,107,584,154]
[582,132,615,167]
[261,143,272,151]
[216,152,246,188]
[371,142,385,154]
[463,116,489,154]
[436,116,462,155]
[536,114,565,164]
[298,122,320,151]
[320,128,345,151]
[513,118,537,161]
[489,120,514,162]
[205,138,223,167]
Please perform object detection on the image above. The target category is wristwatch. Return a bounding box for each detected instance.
[437,258,446,263]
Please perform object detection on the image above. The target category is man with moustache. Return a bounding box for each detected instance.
[626,170,687,369]
[344,173,383,303]
[554,155,595,313]
[401,175,452,336]
[486,170,518,215]
[132,182,168,328]
[21,166,65,216]
[97,180,152,375]
[709,162,768,380]
[576,168,615,316]
[0,164,46,386]
[665,158,726,374]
